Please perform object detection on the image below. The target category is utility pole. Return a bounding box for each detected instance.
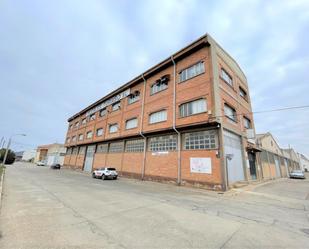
[0,137,3,149]
[2,134,26,165]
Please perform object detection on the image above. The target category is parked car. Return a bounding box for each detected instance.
[92,167,118,180]
[50,163,61,170]
[36,161,45,166]
[289,170,306,179]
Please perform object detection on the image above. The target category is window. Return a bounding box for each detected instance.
[66,137,70,143]
[125,139,144,152]
[69,124,73,130]
[78,134,84,141]
[239,87,247,100]
[78,146,86,155]
[149,110,167,124]
[243,117,251,129]
[125,118,138,129]
[86,131,93,139]
[183,130,218,150]
[72,147,78,154]
[109,142,124,153]
[150,81,168,95]
[128,91,140,104]
[179,61,205,82]
[149,135,177,151]
[112,102,121,111]
[97,143,108,153]
[74,122,79,128]
[221,68,233,86]
[109,123,118,133]
[179,99,207,118]
[89,114,96,121]
[66,147,72,155]
[72,136,76,142]
[96,128,103,136]
[81,118,86,125]
[99,108,107,117]
[224,104,237,122]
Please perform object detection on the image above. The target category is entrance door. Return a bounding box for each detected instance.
[274,156,281,177]
[83,145,95,172]
[248,152,257,180]
[224,130,245,184]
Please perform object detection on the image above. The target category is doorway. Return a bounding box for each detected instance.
[248,152,257,180]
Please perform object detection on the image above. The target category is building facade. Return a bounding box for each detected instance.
[297,153,309,172]
[256,133,288,179]
[35,143,66,166]
[63,34,258,191]
[22,149,36,162]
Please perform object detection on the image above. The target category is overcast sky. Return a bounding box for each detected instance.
[1,0,309,156]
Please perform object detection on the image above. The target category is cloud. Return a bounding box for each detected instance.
[0,0,308,156]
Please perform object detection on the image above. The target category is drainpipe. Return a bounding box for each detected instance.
[171,56,181,185]
[140,74,147,180]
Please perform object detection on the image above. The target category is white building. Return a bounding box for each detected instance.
[22,149,36,162]
[297,153,309,172]
[35,143,66,166]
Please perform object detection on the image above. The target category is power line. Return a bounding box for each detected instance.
[210,104,309,119]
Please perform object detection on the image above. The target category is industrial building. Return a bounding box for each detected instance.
[35,143,66,166]
[63,34,259,191]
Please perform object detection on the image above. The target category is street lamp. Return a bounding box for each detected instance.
[2,134,26,165]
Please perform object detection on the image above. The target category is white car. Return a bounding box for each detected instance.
[36,161,45,166]
[92,167,118,180]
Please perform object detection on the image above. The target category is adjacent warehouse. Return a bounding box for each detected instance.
[63,34,259,191]
[35,143,66,166]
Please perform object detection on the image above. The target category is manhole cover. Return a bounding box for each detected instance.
[301,228,309,235]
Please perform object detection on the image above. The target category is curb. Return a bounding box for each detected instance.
[0,168,5,209]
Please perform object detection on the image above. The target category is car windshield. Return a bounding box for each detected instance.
[292,170,303,173]
[107,168,116,171]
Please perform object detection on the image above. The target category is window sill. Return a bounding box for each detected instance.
[148,120,167,125]
[179,111,208,119]
[178,72,205,84]
[150,87,168,96]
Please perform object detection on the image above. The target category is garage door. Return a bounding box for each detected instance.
[83,145,95,172]
[224,130,245,184]
[274,155,281,178]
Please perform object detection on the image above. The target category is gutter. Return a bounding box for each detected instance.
[140,74,147,180]
[171,56,182,185]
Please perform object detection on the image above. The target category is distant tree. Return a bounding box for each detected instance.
[0,149,16,164]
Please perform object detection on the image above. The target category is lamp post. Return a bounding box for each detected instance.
[2,134,26,165]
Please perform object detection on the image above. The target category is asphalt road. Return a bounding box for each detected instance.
[0,162,308,249]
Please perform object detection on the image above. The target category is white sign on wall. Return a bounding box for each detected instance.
[152,151,169,156]
[190,157,212,174]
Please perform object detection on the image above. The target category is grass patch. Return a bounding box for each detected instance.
[0,165,5,182]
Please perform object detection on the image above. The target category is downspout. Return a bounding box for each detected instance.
[140,74,147,180]
[171,56,181,185]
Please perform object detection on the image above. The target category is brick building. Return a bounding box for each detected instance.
[63,34,258,191]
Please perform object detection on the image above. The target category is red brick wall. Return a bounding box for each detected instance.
[181,150,221,185]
